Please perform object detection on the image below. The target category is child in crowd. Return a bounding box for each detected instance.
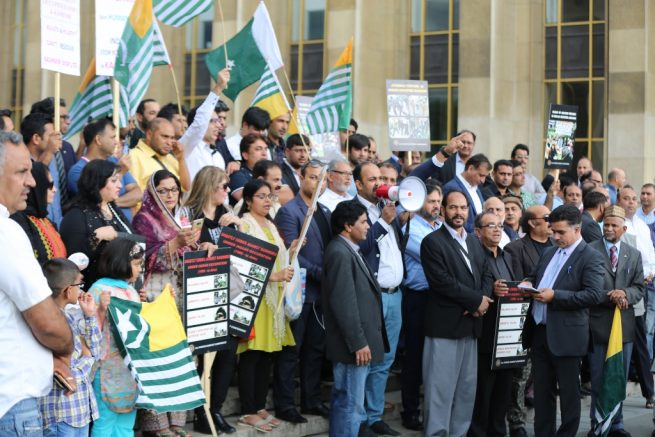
[40,258,102,437]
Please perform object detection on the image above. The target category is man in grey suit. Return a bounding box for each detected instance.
[322,200,389,437]
[521,205,605,437]
[588,206,644,437]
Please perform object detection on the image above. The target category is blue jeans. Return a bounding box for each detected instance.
[0,398,43,436]
[330,362,370,437]
[588,342,633,431]
[365,289,402,425]
[43,422,88,437]
[646,284,655,359]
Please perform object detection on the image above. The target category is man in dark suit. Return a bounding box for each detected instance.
[468,211,517,437]
[410,130,476,185]
[322,200,389,437]
[521,205,604,437]
[273,160,332,423]
[581,191,606,243]
[420,190,494,436]
[280,134,310,195]
[442,154,491,233]
[588,205,644,436]
[505,204,553,437]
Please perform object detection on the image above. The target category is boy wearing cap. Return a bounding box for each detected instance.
[40,258,102,437]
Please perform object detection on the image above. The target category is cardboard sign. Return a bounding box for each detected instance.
[491,281,530,370]
[218,227,279,338]
[95,0,136,76]
[183,248,231,354]
[386,80,431,152]
[40,0,81,75]
[544,104,578,169]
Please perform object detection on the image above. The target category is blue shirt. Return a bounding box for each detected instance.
[637,207,655,225]
[67,157,137,221]
[228,166,254,205]
[402,215,441,291]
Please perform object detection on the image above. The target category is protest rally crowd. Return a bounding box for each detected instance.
[4,18,655,437]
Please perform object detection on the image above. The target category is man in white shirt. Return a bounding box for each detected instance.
[0,131,73,432]
[319,159,353,212]
[638,183,655,225]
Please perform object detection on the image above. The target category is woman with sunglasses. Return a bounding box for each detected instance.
[60,160,133,287]
[87,238,145,437]
[132,169,215,437]
[234,179,300,433]
[11,161,67,265]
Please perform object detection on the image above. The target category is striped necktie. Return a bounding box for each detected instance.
[54,151,69,205]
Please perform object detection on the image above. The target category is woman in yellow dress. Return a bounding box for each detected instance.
[235,179,299,433]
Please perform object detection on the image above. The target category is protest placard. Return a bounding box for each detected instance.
[40,0,81,75]
[491,281,530,370]
[544,104,578,169]
[95,0,136,76]
[386,80,431,152]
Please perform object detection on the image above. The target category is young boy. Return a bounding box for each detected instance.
[40,258,102,437]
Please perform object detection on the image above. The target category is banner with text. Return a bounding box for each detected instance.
[95,0,136,76]
[386,80,431,152]
[41,0,81,75]
[491,282,530,370]
[183,248,231,354]
[218,227,278,338]
[544,104,578,169]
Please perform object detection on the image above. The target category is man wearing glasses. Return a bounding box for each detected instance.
[319,159,354,212]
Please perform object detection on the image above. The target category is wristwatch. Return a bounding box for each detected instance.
[439,146,451,158]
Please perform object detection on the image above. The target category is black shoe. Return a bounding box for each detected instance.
[276,407,308,424]
[510,427,528,437]
[400,413,423,431]
[302,404,330,418]
[369,420,401,436]
[359,423,377,437]
[608,430,631,437]
[193,408,211,435]
[211,410,236,434]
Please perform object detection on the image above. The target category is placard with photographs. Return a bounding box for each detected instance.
[491,281,530,370]
[183,248,231,354]
[218,228,279,338]
[544,104,578,169]
[386,80,431,152]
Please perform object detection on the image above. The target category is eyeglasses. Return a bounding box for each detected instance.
[253,193,276,200]
[69,282,85,290]
[479,223,503,230]
[209,118,222,125]
[215,183,229,191]
[156,187,180,196]
[330,169,353,177]
[532,215,550,222]
[60,115,70,121]
[46,180,55,189]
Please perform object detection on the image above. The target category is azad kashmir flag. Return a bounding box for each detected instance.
[65,58,129,140]
[108,286,205,412]
[593,307,626,436]
[205,1,283,102]
[305,39,353,134]
[251,64,290,120]
[153,0,213,27]
[114,0,172,116]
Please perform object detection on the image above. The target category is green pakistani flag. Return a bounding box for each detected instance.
[108,287,205,412]
[205,2,283,102]
[153,0,213,27]
[593,307,626,436]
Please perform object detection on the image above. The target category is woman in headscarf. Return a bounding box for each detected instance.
[11,161,67,265]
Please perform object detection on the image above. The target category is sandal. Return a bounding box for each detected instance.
[257,409,281,428]
[170,426,191,437]
[238,415,273,433]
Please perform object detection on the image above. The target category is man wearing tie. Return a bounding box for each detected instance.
[521,205,604,437]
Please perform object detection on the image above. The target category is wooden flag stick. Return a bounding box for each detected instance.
[112,78,121,151]
[168,65,183,117]
[54,72,61,132]
[217,0,229,66]
[202,353,219,437]
[279,69,310,154]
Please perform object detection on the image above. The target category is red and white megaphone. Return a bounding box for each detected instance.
[375,176,427,212]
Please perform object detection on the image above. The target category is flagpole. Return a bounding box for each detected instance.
[168,65,184,117]
[279,69,310,154]
[217,0,230,90]
[54,72,61,132]
[202,353,220,437]
[112,78,121,151]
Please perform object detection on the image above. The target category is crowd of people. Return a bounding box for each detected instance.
[2,67,655,437]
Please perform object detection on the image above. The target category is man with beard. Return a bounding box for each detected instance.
[267,112,290,164]
[400,181,442,431]
[129,98,160,149]
[319,159,353,212]
[420,189,494,436]
[410,130,476,185]
[281,134,310,195]
[489,159,514,197]
[354,162,404,436]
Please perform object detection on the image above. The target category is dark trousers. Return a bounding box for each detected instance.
[238,350,274,414]
[532,325,582,437]
[632,315,655,399]
[468,353,513,437]
[209,336,238,412]
[273,302,326,412]
[400,288,427,418]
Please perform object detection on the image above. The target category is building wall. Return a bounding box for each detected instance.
[0,1,652,183]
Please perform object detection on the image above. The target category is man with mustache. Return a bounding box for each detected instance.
[420,190,494,436]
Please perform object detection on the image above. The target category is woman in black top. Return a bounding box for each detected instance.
[60,159,133,286]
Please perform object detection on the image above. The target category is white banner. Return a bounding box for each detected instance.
[95,0,136,76]
[40,0,81,75]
